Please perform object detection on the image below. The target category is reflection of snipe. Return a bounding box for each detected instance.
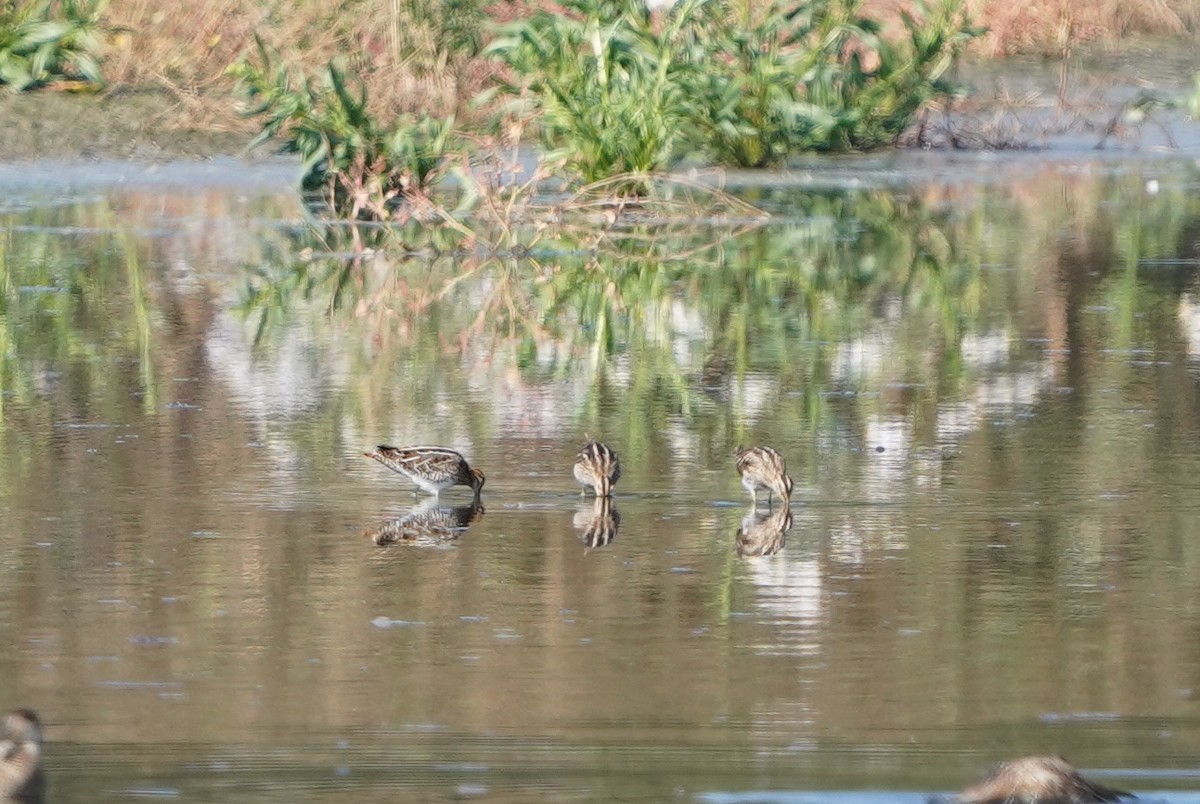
[736,506,792,557]
[573,496,620,550]
[955,756,1134,804]
[368,498,485,546]
[0,708,44,802]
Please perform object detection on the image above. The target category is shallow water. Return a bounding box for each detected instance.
[4,153,1200,801]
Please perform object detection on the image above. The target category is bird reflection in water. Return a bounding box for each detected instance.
[573,496,620,550]
[367,497,485,547]
[735,505,792,557]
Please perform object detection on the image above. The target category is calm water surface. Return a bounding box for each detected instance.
[3,153,1200,801]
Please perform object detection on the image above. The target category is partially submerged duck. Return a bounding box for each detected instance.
[0,709,44,802]
[956,756,1134,803]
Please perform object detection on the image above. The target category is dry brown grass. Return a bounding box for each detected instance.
[865,0,1200,56]
[102,0,506,129]
[970,0,1200,56]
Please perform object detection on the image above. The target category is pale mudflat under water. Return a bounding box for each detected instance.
[4,143,1200,802]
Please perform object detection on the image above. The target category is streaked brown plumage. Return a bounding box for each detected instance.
[573,441,621,498]
[956,756,1134,804]
[369,499,485,547]
[0,709,44,802]
[735,445,793,508]
[573,496,620,550]
[363,445,485,500]
[736,505,792,557]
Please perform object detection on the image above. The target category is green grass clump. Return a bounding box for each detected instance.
[487,0,697,185]
[684,0,979,164]
[230,37,458,219]
[491,0,980,178]
[0,0,106,92]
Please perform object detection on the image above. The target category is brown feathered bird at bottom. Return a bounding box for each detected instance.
[735,445,793,509]
[0,709,44,802]
[573,441,621,498]
[363,445,485,501]
[956,756,1135,804]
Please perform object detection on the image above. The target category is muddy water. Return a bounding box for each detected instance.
[4,155,1200,801]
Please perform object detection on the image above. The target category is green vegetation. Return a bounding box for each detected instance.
[490,0,979,179]
[229,38,458,217]
[680,0,979,164]
[487,0,695,183]
[224,0,978,212]
[0,0,106,91]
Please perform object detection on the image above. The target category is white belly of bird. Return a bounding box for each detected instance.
[407,471,455,494]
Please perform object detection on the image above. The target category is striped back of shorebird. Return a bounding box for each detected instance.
[735,445,792,501]
[574,441,621,497]
[365,445,484,495]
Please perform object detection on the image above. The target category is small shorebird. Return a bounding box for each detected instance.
[573,440,620,497]
[735,445,792,509]
[956,756,1133,803]
[0,709,44,802]
[736,505,792,557]
[363,445,485,501]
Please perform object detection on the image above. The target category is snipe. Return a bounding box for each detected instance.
[734,445,792,509]
[956,756,1133,804]
[573,440,620,498]
[0,709,44,802]
[363,445,485,500]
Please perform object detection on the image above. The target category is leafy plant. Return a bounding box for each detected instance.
[680,0,982,162]
[492,0,980,176]
[229,37,459,219]
[488,0,700,189]
[0,0,107,92]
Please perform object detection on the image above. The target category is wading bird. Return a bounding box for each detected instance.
[735,445,792,509]
[363,445,485,501]
[573,440,621,497]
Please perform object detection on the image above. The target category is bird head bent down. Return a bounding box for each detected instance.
[469,468,486,495]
